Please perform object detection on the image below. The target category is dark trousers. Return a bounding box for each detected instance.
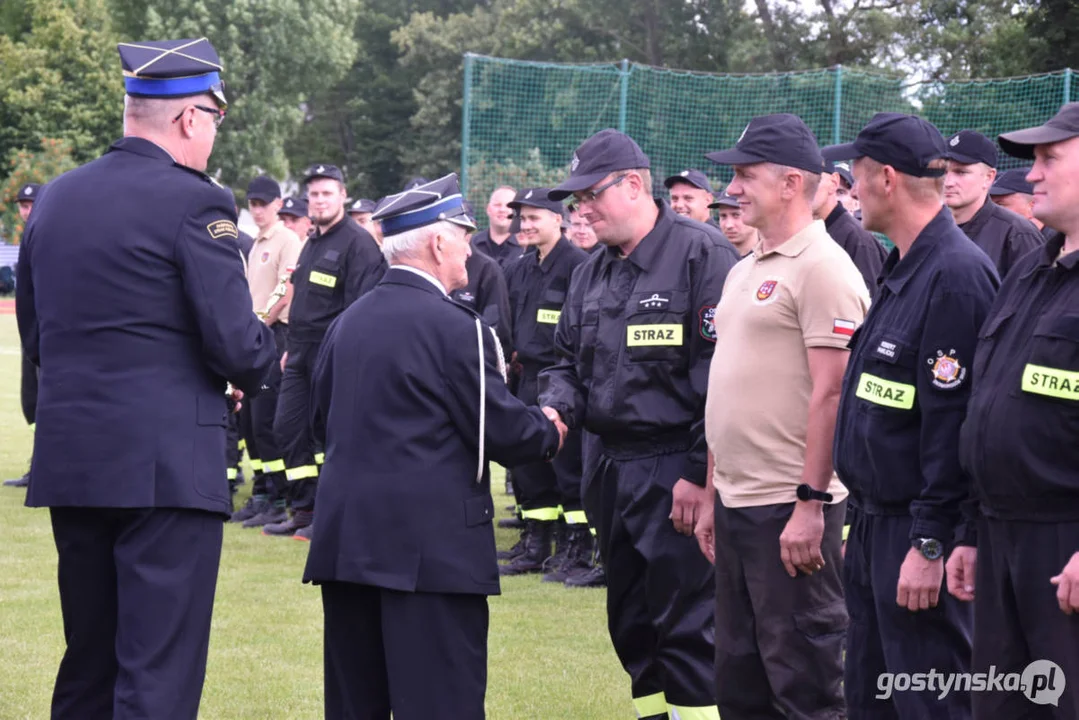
[844,512,972,719]
[49,507,223,720]
[248,322,288,502]
[972,517,1079,719]
[274,341,319,511]
[321,582,488,720]
[713,498,847,720]
[584,447,716,712]
[21,351,38,426]
[511,372,566,518]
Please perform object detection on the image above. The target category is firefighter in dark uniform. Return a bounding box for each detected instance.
[814,159,888,291]
[539,129,738,720]
[451,248,513,353]
[279,195,313,240]
[4,182,42,489]
[499,188,592,581]
[954,103,1079,719]
[471,185,525,269]
[303,174,564,720]
[943,129,1044,278]
[825,113,1000,719]
[989,167,1056,240]
[14,38,275,719]
[665,169,718,228]
[267,164,386,540]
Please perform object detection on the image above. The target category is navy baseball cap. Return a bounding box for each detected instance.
[278,196,308,218]
[17,183,41,202]
[508,187,563,216]
[822,113,947,178]
[304,163,345,184]
[373,173,476,237]
[944,130,998,168]
[117,38,227,110]
[664,169,714,193]
[349,198,377,214]
[989,168,1034,196]
[708,190,739,209]
[246,175,280,203]
[706,114,825,174]
[828,160,855,188]
[999,103,1079,159]
[403,176,430,191]
[549,129,650,201]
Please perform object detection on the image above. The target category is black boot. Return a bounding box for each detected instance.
[230,494,268,523]
[543,526,594,583]
[262,509,313,537]
[564,535,607,588]
[2,472,29,488]
[541,518,570,574]
[497,526,530,560]
[499,520,553,576]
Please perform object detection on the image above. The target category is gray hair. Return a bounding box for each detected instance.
[381,220,458,264]
[123,94,191,134]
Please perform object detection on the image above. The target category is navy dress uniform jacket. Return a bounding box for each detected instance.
[303,268,560,595]
[16,137,276,516]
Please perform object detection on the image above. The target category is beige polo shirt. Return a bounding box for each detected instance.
[247,221,302,323]
[705,219,869,508]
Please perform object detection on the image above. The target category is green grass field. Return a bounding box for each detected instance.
[0,312,630,719]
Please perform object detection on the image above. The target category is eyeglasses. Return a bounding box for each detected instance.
[172,104,227,129]
[572,174,628,205]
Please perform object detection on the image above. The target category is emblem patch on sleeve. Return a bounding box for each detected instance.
[927,349,965,390]
[699,305,717,341]
[207,219,238,239]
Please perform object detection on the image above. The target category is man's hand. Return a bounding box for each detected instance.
[897,548,944,611]
[945,546,977,602]
[671,479,712,536]
[227,387,244,414]
[541,406,568,452]
[280,351,288,373]
[694,494,716,564]
[779,501,826,577]
[1050,551,1079,615]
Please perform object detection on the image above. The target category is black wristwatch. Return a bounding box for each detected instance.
[912,537,944,561]
[796,484,833,503]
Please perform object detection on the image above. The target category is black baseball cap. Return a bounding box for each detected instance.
[278,196,308,218]
[944,130,998,168]
[828,160,854,188]
[999,103,1079,159]
[822,113,947,178]
[549,129,650,201]
[17,183,41,203]
[664,169,714,193]
[304,163,345,184]
[349,198,377,214]
[708,190,739,209]
[246,175,280,203]
[403,176,430,191]
[706,114,825,174]
[989,168,1034,196]
[508,187,563,216]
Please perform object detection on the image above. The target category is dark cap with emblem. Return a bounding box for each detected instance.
[303,163,345,184]
[372,173,476,237]
[246,175,280,203]
[664,169,714,193]
[17,183,41,203]
[403,176,430,192]
[349,198,377,214]
[999,103,1079,159]
[708,190,739,209]
[828,160,855,188]
[822,113,947,178]
[278,196,308,218]
[989,167,1034,196]
[117,38,227,108]
[508,188,563,216]
[548,129,650,201]
[943,129,998,168]
[706,114,825,174]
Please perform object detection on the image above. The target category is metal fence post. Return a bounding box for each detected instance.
[833,65,843,145]
[618,59,629,132]
[1065,68,1073,106]
[461,53,475,197]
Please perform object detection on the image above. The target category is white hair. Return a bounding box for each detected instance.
[381,220,458,264]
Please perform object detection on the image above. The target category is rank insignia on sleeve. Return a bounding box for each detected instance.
[207,219,238,239]
[699,305,717,341]
[927,349,965,390]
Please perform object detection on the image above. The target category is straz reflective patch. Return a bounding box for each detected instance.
[855,372,916,410]
[206,219,238,239]
[537,309,561,324]
[1022,364,1079,401]
[309,270,337,288]
[627,324,683,347]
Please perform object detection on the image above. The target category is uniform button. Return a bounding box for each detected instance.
[221,413,228,422]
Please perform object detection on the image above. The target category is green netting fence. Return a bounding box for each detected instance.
[461,53,1075,209]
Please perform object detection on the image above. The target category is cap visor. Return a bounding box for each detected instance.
[708,200,738,209]
[942,151,985,165]
[821,143,862,162]
[704,148,768,166]
[548,173,608,201]
[999,125,1079,159]
[247,193,277,203]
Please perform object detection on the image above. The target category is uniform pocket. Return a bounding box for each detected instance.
[1017,315,1079,405]
[464,494,494,527]
[793,600,849,640]
[624,290,689,364]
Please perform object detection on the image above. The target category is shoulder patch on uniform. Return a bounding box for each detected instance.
[926,349,966,390]
[699,305,716,341]
[207,219,238,240]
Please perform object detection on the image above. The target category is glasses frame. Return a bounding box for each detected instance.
[572,174,629,205]
[172,104,226,129]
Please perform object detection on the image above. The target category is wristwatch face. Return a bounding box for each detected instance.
[920,538,943,560]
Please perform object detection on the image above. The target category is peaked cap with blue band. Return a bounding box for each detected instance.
[117,38,227,107]
[372,174,477,237]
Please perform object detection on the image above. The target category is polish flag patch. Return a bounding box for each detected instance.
[833,319,856,336]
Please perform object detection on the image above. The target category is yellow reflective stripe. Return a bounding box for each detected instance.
[626,324,682,347]
[237,439,246,451]
[843,524,851,541]
[248,458,263,472]
[590,527,597,536]
[226,468,238,480]
[1022,364,1079,401]
[262,459,286,473]
[521,507,561,521]
[309,270,337,288]
[668,704,720,720]
[315,452,326,465]
[633,692,668,718]
[855,372,915,410]
[286,465,319,481]
[564,510,589,525]
[537,308,561,324]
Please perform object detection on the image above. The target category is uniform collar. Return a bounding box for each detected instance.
[823,202,847,231]
[536,235,571,273]
[107,136,177,164]
[881,206,952,294]
[314,214,348,240]
[601,200,672,273]
[1036,231,1079,272]
[256,220,285,242]
[752,219,822,260]
[956,195,994,235]
[385,265,447,296]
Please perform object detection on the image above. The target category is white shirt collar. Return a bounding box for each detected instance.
[391,264,447,296]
